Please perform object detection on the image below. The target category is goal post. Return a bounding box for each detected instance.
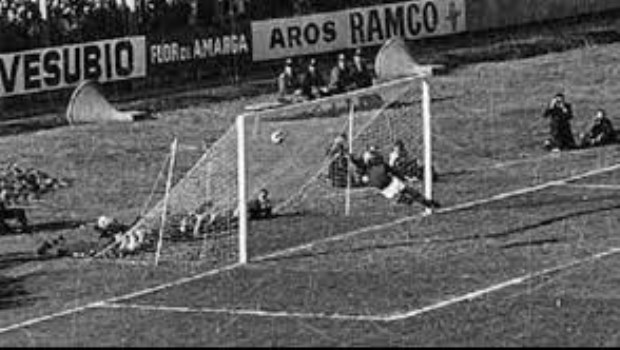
[422,80,433,216]
[112,75,434,267]
[235,77,435,264]
[236,113,248,265]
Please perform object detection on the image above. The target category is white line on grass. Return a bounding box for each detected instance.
[0,263,242,335]
[560,183,620,191]
[255,163,620,262]
[383,246,620,322]
[98,303,389,322]
[98,245,620,323]
[1,163,620,335]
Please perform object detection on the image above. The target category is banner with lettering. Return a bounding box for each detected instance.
[0,36,146,97]
[251,0,466,61]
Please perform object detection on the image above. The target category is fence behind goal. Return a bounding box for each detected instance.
[112,76,431,267]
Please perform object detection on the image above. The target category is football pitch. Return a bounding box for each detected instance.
[2,43,620,346]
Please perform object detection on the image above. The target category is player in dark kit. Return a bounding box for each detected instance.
[352,148,440,209]
[543,93,577,151]
[248,188,273,220]
[0,188,29,234]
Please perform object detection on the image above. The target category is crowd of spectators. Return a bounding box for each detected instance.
[0,0,197,53]
[0,0,136,52]
[0,0,399,53]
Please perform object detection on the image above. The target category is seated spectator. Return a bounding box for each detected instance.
[277,58,303,104]
[350,48,373,90]
[300,58,328,100]
[248,188,273,220]
[0,188,29,234]
[327,53,355,95]
[579,109,616,148]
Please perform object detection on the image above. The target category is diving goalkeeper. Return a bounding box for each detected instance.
[352,148,440,208]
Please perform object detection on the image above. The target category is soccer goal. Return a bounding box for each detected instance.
[113,76,434,267]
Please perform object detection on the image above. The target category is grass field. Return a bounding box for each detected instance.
[2,36,620,346]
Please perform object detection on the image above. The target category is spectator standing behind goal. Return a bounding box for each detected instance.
[543,93,577,151]
[300,58,328,100]
[277,58,303,104]
[350,48,373,90]
[579,109,616,148]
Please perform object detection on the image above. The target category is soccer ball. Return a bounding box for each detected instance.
[271,129,286,144]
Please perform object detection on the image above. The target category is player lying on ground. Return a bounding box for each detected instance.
[0,188,29,234]
[36,216,148,258]
[177,189,274,239]
[388,139,437,182]
[350,147,440,208]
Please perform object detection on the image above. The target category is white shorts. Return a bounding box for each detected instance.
[380,177,406,199]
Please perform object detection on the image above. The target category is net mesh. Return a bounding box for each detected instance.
[110,76,425,266]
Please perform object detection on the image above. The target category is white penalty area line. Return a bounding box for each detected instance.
[382,245,620,322]
[97,303,389,322]
[100,245,620,323]
[1,163,620,335]
[0,263,243,336]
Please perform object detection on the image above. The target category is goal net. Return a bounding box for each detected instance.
[111,76,432,267]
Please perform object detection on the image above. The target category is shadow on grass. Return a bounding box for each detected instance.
[0,252,53,311]
[0,220,87,238]
[500,237,564,250]
[261,202,620,262]
[0,116,66,138]
[0,274,40,311]
[30,220,87,234]
[0,252,56,271]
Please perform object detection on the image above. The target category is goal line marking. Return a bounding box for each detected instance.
[98,303,389,322]
[99,245,620,323]
[1,163,619,335]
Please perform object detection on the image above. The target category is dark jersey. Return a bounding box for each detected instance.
[586,117,615,145]
[278,72,299,97]
[350,62,373,89]
[300,70,326,99]
[248,198,273,220]
[543,103,576,149]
